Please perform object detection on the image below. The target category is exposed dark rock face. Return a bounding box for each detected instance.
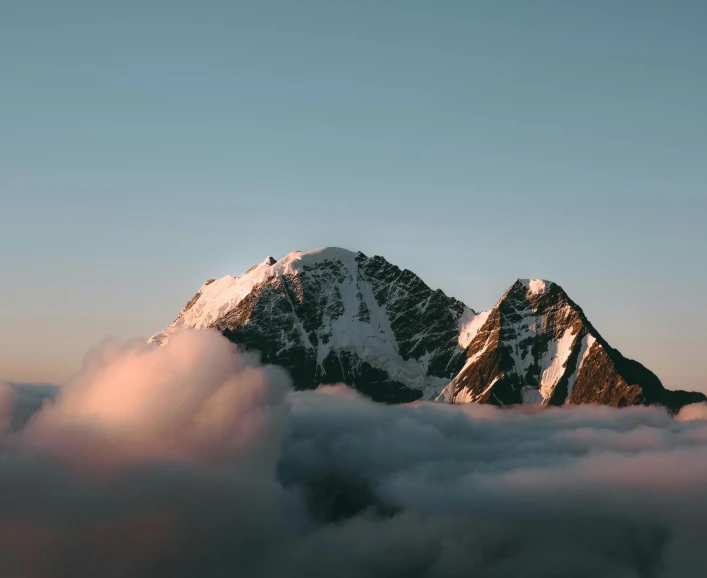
[151,249,705,412]
[356,255,469,378]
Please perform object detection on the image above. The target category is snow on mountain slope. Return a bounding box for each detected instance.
[151,248,484,402]
[565,333,596,400]
[151,249,356,342]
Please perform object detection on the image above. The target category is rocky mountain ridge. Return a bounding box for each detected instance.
[150,247,705,412]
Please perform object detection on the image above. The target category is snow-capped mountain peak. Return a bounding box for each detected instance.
[153,248,362,344]
[151,248,479,402]
[518,278,554,295]
[152,248,705,412]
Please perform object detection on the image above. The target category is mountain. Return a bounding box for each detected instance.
[151,248,705,412]
[150,248,482,402]
[438,279,705,412]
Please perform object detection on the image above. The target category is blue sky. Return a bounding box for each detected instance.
[1,0,705,390]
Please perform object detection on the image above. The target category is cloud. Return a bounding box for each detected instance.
[2,330,707,577]
[0,381,57,430]
[676,402,707,422]
[279,393,707,578]
[19,331,290,470]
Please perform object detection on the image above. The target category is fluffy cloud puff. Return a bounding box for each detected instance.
[18,331,290,470]
[1,330,707,577]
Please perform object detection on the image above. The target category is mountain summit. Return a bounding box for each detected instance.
[151,248,704,412]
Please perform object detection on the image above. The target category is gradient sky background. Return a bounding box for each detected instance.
[1,0,705,391]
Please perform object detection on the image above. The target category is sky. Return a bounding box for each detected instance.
[0,0,705,391]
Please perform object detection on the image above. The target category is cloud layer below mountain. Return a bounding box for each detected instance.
[1,331,707,577]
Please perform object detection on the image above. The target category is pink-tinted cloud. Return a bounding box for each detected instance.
[17,330,289,470]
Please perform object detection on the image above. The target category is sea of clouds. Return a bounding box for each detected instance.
[2,330,707,578]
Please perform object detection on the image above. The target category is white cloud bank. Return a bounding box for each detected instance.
[1,330,707,577]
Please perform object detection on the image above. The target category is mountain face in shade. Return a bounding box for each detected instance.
[151,248,705,412]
